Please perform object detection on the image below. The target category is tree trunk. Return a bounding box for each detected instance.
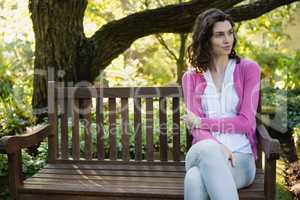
[176,33,188,85]
[29,0,88,119]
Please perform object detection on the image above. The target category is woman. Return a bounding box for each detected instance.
[182,8,260,200]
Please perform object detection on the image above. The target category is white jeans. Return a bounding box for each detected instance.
[184,139,256,200]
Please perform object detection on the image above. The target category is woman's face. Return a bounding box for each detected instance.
[210,20,234,57]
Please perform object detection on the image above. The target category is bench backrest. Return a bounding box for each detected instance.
[47,81,262,166]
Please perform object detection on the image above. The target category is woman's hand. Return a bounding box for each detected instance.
[182,111,202,129]
[220,144,236,167]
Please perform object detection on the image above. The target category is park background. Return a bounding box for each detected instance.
[0,0,300,199]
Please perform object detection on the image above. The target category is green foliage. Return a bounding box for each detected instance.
[262,87,300,133]
[276,159,293,200]
[236,3,295,48]
[0,142,47,177]
[87,0,190,86]
[0,99,34,137]
[0,0,35,137]
[0,154,8,176]
[236,3,299,90]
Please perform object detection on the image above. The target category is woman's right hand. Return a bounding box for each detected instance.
[182,111,202,129]
[220,144,236,167]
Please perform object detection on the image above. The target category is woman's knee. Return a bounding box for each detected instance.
[185,139,224,171]
[185,166,202,186]
[190,140,222,158]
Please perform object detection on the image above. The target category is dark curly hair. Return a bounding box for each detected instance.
[187,8,240,73]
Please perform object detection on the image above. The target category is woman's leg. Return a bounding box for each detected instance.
[185,139,239,200]
[184,166,209,200]
[228,152,256,189]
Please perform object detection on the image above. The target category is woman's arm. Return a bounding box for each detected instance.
[200,62,261,134]
[182,71,219,143]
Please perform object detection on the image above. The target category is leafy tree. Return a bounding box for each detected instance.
[28,0,299,116]
[0,0,35,136]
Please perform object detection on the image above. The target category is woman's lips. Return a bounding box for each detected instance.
[223,46,231,50]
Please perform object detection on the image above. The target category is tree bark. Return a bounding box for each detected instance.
[177,33,188,85]
[30,0,299,116]
[29,0,88,118]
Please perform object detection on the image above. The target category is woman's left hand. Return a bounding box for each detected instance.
[182,111,202,129]
[220,144,236,167]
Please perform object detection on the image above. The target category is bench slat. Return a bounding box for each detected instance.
[60,97,68,159]
[43,163,186,172]
[19,163,264,200]
[83,98,92,160]
[20,183,184,197]
[38,168,184,177]
[146,98,154,161]
[48,81,58,162]
[96,97,105,160]
[72,99,80,160]
[134,98,142,161]
[159,97,168,161]
[109,98,117,160]
[53,159,185,166]
[25,177,184,187]
[172,97,180,161]
[121,98,130,161]
[32,173,184,182]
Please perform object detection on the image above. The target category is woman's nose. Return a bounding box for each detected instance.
[224,34,232,44]
[224,34,230,42]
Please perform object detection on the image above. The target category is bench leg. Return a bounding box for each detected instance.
[264,159,276,200]
[8,150,22,200]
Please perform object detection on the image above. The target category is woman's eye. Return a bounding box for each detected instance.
[215,33,224,37]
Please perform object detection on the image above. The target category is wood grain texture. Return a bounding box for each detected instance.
[60,97,69,159]
[159,97,168,161]
[134,98,142,161]
[146,98,154,161]
[96,96,105,160]
[0,124,50,154]
[121,98,130,161]
[18,163,265,200]
[83,98,92,160]
[48,81,58,162]
[108,98,117,160]
[172,97,180,161]
[72,99,80,160]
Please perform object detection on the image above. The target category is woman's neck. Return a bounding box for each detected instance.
[211,55,229,74]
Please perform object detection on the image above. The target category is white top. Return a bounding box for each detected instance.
[201,59,252,154]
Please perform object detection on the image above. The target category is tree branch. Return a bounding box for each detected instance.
[155,34,178,61]
[86,0,299,80]
[226,0,299,21]
[86,0,242,78]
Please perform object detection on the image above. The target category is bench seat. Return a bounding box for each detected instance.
[18,162,265,200]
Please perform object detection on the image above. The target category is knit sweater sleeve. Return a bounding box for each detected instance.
[182,71,219,143]
[200,61,261,134]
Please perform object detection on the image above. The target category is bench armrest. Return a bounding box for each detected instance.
[0,124,50,154]
[257,124,281,160]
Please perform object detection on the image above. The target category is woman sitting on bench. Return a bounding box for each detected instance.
[182,8,261,200]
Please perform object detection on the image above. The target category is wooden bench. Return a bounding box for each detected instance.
[0,81,281,200]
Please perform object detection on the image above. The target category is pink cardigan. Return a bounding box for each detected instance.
[182,58,261,159]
